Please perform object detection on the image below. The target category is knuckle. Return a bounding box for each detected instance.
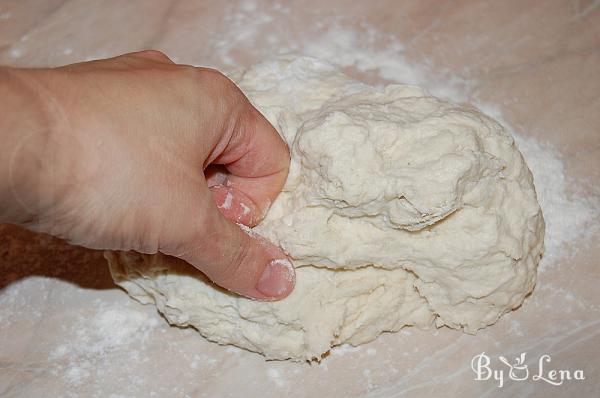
[183,68,250,134]
[197,68,247,107]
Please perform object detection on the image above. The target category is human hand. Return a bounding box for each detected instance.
[1,50,294,300]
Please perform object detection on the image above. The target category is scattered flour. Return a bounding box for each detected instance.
[219,191,233,210]
[241,203,250,215]
[9,47,23,59]
[515,137,600,269]
[331,344,363,357]
[48,303,159,386]
[225,345,243,355]
[49,306,158,360]
[266,368,286,388]
[508,320,524,337]
[472,103,600,270]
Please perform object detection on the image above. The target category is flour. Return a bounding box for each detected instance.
[469,103,600,270]
[219,191,233,210]
[331,344,363,357]
[266,368,286,388]
[513,136,600,269]
[47,302,159,386]
[49,306,157,360]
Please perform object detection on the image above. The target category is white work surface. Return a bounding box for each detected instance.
[1,1,599,397]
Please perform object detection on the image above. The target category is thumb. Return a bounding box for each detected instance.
[165,197,295,301]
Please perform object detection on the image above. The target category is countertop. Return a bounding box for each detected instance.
[1,1,599,397]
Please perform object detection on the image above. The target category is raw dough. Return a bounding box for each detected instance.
[106,57,545,361]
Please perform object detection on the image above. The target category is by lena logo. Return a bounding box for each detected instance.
[471,352,585,388]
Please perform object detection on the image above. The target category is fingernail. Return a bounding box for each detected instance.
[256,258,295,298]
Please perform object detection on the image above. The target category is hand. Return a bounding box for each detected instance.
[0,50,295,300]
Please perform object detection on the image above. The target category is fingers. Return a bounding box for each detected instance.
[166,193,295,300]
[204,80,290,227]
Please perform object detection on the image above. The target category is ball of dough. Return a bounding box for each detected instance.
[106,57,544,361]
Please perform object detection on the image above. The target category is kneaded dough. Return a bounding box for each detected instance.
[106,56,545,361]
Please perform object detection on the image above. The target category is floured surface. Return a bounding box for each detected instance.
[1,0,600,396]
